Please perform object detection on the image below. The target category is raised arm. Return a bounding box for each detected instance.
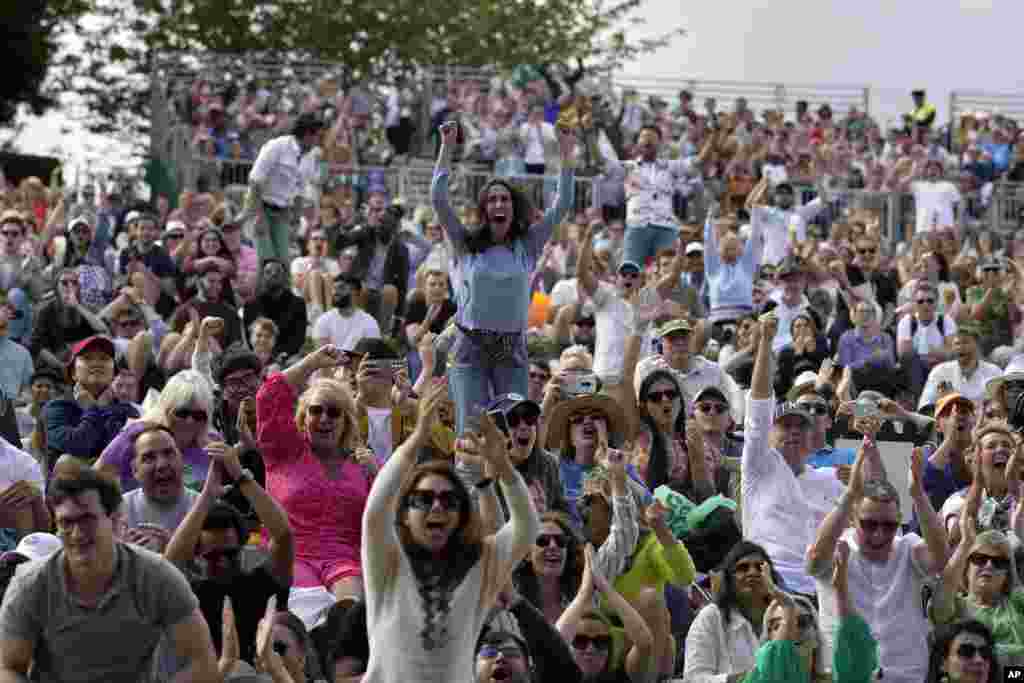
[361,378,449,596]
[910,445,950,574]
[430,123,470,247]
[526,128,578,255]
[807,443,865,577]
[576,223,599,298]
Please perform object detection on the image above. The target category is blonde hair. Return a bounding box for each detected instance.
[295,379,360,451]
[140,370,215,449]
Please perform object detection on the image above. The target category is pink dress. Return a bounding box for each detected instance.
[257,373,372,588]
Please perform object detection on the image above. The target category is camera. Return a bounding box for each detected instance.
[563,373,599,397]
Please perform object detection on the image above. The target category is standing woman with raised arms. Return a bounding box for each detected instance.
[431,119,577,434]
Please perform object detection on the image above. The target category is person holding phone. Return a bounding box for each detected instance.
[432,120,577,436]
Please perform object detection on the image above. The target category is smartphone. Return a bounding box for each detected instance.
[564,373,599,397]
[853,398,880,419]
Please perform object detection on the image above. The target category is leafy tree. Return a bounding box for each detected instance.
[43,0,683,152]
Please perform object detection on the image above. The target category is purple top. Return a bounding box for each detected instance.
[98,420,216,493]
[837,329,895,370]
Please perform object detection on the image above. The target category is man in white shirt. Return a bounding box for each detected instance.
[749,182,826,266]
[919,325,1001,410]
[806,443,946,683]
[911,158,961,234]
[897,280,955,396]
[313,274,381,352]
[768,256,811,353]
[603,125,707,269]
[742,314,845,596]
[244,113,324,264]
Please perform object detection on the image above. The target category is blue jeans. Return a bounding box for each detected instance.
[447,327,528,435]
[622,223,679,267]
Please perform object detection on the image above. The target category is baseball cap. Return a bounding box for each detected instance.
[656,319,693,338]
[69,335,115,363]
[1,532,62,563]
[486,393,541,419]
[935,393,974,418]
[988,355,1024,398]
[786,371,821,401]
[694,386,728,405]
[773,400,812,426]
[685,242,704,256]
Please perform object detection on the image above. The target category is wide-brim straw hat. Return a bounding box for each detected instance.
[545,393,627,450]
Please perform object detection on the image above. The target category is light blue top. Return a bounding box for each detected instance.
[703,215,762,323]
[0,336,33,403]
[431,168,574,333]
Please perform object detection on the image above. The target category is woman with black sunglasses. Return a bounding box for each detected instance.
[931,445,1024,667]
[926,620,999,683]
[256,344,375,606]
[361,378,540,682]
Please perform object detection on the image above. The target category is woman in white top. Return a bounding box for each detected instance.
[361,378,540,683]
[683,540,783,683]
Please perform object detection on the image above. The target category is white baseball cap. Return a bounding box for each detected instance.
[2,532,61,562]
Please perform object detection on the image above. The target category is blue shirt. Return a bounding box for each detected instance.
[432,168,573,333]
[0,337,32,402]
[837,329,895,370]
[703,215,762,323]
[806,445,857,469]
[559,459,652,528]
[43,399,139,468]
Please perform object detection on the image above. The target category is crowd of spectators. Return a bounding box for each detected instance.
[0,75,1023,683]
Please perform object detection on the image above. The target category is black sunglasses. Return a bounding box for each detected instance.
[797,402,830,416]
[572,634,612,652]
[536,533,568,549]
[968,552,1011,572]
[507,411,539,429]
[859,519,899,534]
[307,404,342,419]
[407,490,463,512]
[697,402,728,416]
[955,643,993,661]
[273,641,289,656]
[173,408,208,423]
[858,248,877,256]
[647,389,680,403]
[915,298,936,305]
[529,371,551,382]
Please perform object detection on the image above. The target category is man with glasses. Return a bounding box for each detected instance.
[692,386,743,503]
[806,440,947,683]
[791,388,857,472]
[652,319,738,420]
[898,281,956,396]
[29,267,110,371]
[767,256,812,353]
[474,631,533,683]
[165,434,292,668]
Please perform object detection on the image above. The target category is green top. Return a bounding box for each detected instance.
[743,614,878,683]
[932,589,1024,665]
[607,531,696,606]
[966,286,1014,343]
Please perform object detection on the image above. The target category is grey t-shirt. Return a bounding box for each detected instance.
[0,542,199,682]
[122,488,200,533]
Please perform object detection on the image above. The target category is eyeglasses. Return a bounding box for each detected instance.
[697,402,728,416]
[571,634,612,652]
[968,552,1011,572]
[646,389,680,403]
[955,643,994,661]
[272,641,289,656]
[1,230,21,238]
[407,489,463,512]
[535,533,568,548]
[307,404,343,419]
[915,298,936,305]
[569,412,607,426]
[172,408,208,423]
[859,519,899,535]
[797,402,830,416]
[478,644,525,660]
[507,411,539,429]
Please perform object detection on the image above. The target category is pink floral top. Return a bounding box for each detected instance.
[257,373,372,565]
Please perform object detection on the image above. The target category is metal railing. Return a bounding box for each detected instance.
[615,76,872,117]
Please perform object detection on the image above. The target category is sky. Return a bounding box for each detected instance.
[13,0,1024,173]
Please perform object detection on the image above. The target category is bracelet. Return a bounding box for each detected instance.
[474,478,494,490]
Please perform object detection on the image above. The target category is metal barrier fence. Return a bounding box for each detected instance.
[615,75,872,117]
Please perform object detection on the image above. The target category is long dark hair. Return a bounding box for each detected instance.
[514,511,582,612]
[926,620,998,683]
[463,179,534,255]
[637,369,687,491]
[715,541,782,633]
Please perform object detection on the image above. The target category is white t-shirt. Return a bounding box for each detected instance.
[549,278,580,309]
[313,308,382,351]
[0,438,43,492]
[522,123,548,166]
[896,314,956,356]
[911,181,961,233]
[366,406,393,463]
[590,283,630,382]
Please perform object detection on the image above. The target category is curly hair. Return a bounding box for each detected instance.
[514,511,582,612]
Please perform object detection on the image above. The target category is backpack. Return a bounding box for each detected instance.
[909,314,946,338]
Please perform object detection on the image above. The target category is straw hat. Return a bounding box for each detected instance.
[545,393,627,450]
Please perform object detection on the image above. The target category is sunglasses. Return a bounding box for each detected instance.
[858,248,877,256]
[569,412,607,426]
[407,490,463,512]
[507,412,539,429]
[536,533,568,548]
[859,519,899,534]
[572,634,612,652]
[968,553,1011,572]
[172,408,208,423]
[1,231,21,238]
[529,371,551,382]
[955,643,994,661]
[478,644,525,660]
[697,402,728,415]
[272,641,289,656]
[796,614,815,631]
[797,402,830,416]
[646,389,680,403]
[307,404,342,419]
[915,298,936,305]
